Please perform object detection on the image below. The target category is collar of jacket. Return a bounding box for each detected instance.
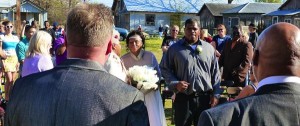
[56,58,106,71]
[180,37,203,47]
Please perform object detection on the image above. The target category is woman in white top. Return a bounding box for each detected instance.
[121,30,166,126]
[0,21,19,100]
[22,31,54,77]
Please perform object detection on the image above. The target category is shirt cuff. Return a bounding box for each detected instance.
[168,81,179,93]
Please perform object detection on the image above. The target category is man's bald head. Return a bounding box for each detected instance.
[254,23,300,81]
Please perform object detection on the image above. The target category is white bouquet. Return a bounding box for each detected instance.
[127,65,159,94]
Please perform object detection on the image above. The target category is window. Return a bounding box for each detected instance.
[229,17,239,27]
[272,16,278,24]
[284,19,291,23]
[145,14,155,26]
[295,18,300,28]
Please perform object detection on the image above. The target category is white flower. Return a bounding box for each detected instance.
[127,65,159,94]
[128,65,159,84]
[196,45,203,54]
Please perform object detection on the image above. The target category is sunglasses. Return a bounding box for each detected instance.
[6,26,13,29]
[217,29,223,31]
[172,29,178,32]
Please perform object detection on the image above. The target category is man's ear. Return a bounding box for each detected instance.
[253,50,259,66]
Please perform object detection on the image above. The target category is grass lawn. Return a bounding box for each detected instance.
[120,37,175,126]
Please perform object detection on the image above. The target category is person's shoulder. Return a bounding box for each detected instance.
[201,40,214,51]
[17,38,26,46]
[225,35,232,40]
[106,52,120,63]
[14,68,55,89]
[38,55,52,61]
[55,36,64,42]
[143,50,155,56]
[11,35,19,41]
[212,35,219,39]
[241,41,253,47]
[99,72,142,98]
[166,36,173,39]
[167,39,182,50]
[17,40,25,46]
[121,52,131,59]
[50,28,55,32]
[204,97,254,118]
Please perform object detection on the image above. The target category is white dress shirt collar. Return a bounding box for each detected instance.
[257,76,300,91]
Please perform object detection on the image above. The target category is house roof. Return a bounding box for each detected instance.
[198,3,241,16]
[10,0,46,12]
[279,0,291,10]
[122,0,255,13]
[265,9,300,16]
[223,3,282,14]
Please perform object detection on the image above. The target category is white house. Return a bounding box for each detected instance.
[112,0,237,33]
[0,0,47,28]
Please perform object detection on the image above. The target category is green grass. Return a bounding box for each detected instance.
[120,37,175,126]
[165,99,175,126]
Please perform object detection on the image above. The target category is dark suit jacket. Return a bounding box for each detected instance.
[198,83,300,126]
[219,40,253,86]
[5,59,149,126]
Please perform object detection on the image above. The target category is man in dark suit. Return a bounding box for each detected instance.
[198,22,300,126]
[219,26,253,87]
[5,3,149,126]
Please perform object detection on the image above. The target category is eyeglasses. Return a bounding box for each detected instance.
[172,29,179,32]
[217,29,223,31]
[6,26,13,29]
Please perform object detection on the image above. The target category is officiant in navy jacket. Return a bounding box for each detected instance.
[198,22,300,126]
[5,3,148,126]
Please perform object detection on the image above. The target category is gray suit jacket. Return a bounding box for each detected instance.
[5,59,149,126]
[198,83,300,126]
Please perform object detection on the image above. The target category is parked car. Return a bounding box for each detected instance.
[115,27,129,41]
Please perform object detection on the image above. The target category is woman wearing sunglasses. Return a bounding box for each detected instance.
[0,21,19,101]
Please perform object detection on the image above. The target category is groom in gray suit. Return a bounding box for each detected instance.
[5,3,149,126]
[198,22,300,126]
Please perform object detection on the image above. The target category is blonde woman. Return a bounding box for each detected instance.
[22,31,54,77]
[0,21,19,101]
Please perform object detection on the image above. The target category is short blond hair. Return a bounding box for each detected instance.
[66,4,113,47]
[26,31,52,57]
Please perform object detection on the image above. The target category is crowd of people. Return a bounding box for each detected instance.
[0,19,66,100]
[0,2,299,126]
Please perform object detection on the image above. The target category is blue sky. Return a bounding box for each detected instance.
[88,0,113,7]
